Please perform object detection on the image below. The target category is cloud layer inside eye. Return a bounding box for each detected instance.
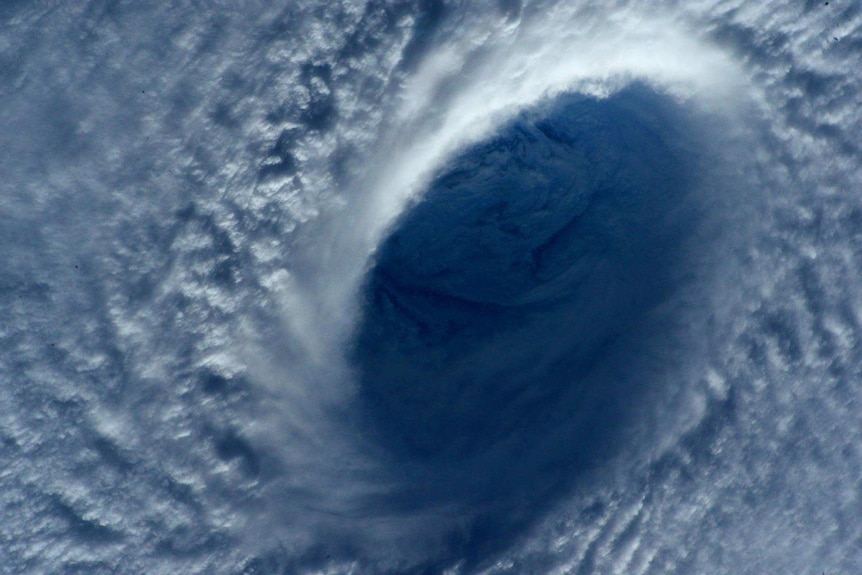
[357,85,697,458]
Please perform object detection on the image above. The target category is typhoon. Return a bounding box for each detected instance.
[1,1,861,574]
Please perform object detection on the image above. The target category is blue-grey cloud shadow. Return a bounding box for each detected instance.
[349,82,714,572]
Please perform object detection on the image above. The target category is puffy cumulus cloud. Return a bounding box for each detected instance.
[1,1,860,574]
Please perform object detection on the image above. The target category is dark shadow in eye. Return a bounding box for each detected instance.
[350,82,715,570]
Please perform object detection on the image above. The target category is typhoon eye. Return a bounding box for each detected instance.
[351,82,718,483]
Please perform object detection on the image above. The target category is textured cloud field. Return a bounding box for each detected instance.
[1,1,861,574]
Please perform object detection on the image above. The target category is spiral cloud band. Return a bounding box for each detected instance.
[1,1,860,574]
